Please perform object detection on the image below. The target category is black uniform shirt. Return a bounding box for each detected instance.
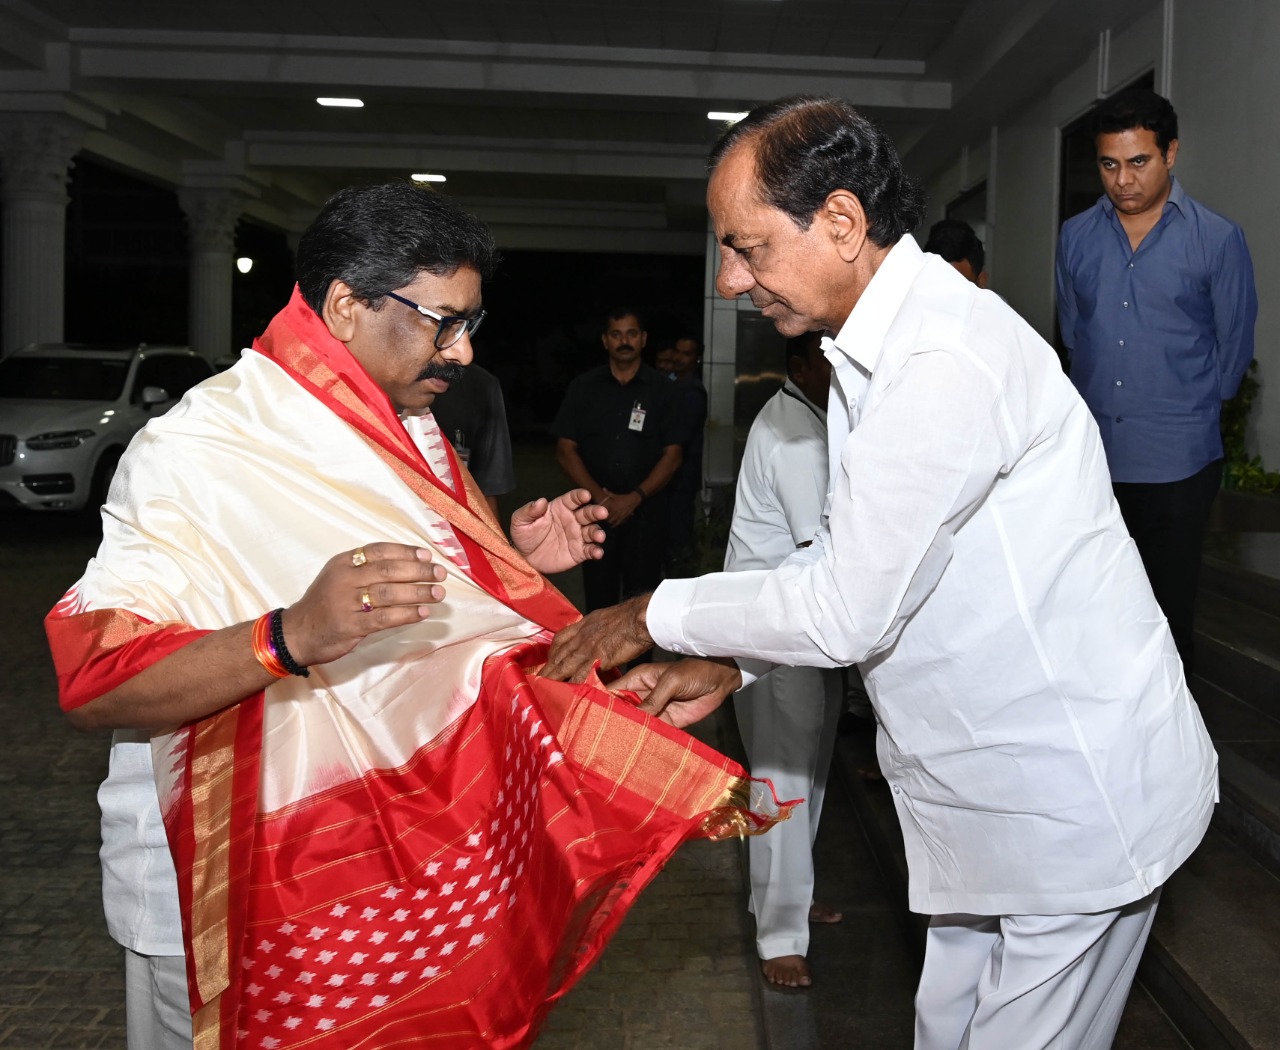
[429,364,516,497]
[552,363,689,492]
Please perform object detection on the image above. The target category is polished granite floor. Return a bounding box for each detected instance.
[0,446,922,1050]
[7,452,1278,1049]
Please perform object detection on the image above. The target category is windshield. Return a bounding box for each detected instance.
[0,356,130,401]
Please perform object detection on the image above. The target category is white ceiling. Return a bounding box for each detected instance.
[0,0,1152,250]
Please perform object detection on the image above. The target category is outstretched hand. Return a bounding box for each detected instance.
[510,488,607,575]
[614,658,743,728]
[281,543,447,668]
[542,593,654,681]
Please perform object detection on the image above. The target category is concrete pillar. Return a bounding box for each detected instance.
[0,115,85,355]
[178,188,243,362]
[703,217,746,489]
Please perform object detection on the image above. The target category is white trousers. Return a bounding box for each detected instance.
[734,664,844,960]
[125,948,193,1050]
[914,887,1161,1050]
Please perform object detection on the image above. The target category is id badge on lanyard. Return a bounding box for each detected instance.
[629,401,646,432]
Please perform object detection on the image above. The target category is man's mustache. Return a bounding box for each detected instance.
[418,361,466,383]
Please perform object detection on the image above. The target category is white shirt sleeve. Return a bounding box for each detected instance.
[647,345,1012,667]
[769,434,829,547]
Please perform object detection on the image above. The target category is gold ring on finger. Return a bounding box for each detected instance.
[351,547,368,568]
[360,589,373,613]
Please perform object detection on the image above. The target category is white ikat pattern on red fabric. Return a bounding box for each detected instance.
[237,694,565,1047]
[403,411,471,574]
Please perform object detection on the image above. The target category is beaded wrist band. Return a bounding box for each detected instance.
[268,607,310,678]
[251,611,289,679]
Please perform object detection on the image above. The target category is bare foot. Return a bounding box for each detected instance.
[809,902,843,924]
[762,954,812,988]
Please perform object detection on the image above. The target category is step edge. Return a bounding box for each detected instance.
[832,735,1275,1049]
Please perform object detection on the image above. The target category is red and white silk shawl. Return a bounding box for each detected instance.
[47,288,783,1049]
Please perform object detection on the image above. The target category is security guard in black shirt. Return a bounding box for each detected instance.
[553,308,690,611]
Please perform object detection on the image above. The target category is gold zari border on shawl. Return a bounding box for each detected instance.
[554,690,768,841]
[275,333,550,603]
[187,706,242,1050]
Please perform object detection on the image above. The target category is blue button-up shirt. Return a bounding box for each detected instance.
[1055,177,1256,483]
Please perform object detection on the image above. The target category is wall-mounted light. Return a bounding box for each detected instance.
[236,257,254,274]
[708,111,749,123]
[411,173,447,183]
[317,97,364,108]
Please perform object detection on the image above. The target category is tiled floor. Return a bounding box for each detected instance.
[1,510,122,1048]
[0,466,768,1049]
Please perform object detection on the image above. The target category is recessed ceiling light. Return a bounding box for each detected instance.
[317,97,364,108]
[236,257,254,274]
[411,173,447,183]
[708,111,749,123]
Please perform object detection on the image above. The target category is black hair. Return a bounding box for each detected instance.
[1092,89,1179,155]
[602,307,646,333]
[296,181,499,314]
[708,95,926,247]
[785,330,824,370]
[923,218,985,275]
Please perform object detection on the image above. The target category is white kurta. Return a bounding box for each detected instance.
[650,236,1217,917]
[727,380,844,960]
[724,380,829,574]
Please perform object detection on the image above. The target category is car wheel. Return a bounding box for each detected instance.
[89,448,124,509]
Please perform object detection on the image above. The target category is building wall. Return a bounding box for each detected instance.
[1172,0,1280,467]
[920,0,1279,466]
[923,6,1166,333]
[922,133,992,230]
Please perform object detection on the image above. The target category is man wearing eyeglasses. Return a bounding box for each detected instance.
[46,182,771,1049]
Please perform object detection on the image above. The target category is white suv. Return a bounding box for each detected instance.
[0,343,212,511]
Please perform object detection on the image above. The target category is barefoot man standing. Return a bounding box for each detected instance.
[728,331,845,989]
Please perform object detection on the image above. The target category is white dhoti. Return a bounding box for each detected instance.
[735,663,844,960]
[124,949,192,1050]
[914,887,1161,1050]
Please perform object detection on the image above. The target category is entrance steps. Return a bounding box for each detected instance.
[827,511,1280,1049]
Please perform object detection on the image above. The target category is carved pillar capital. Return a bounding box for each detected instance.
[178,188,246,361]
[0,114,86,205]
[178,188,245,254]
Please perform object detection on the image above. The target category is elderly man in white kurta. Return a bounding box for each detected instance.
[544,95,1217,1050]
[728,332,844,988]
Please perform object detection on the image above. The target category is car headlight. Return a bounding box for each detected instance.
[26,429,95,450]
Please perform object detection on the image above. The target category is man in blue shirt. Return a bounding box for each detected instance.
[1056,88,1256,674]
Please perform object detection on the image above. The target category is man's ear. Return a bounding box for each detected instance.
[823,189,869,263]
[977,271,990,290]
[1164,138,1179,170]
[322,280,362,343]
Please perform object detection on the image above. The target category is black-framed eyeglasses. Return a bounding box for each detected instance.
[383,291,486,350]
